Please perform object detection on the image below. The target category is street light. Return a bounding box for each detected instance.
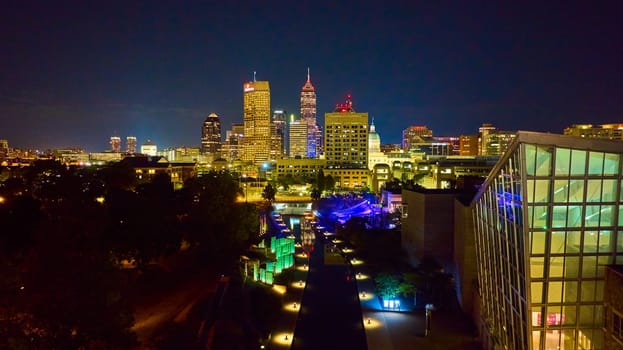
[425,303,435,336]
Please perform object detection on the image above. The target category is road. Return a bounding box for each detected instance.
[291,230,367,350]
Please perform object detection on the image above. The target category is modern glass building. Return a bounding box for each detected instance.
[472,131,623,349]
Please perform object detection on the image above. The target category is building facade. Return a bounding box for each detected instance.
[140,139,157,156]
[110,136,121,153]
[289,120,307,158]
[324,98,369,168]
[460,135,479,156]
[402,125,433,151]
[201,113,222,154]
[126,136,137,154]
[472,131,623,349]
[242,80,271,164]
[272,109,288,158]
[300,68,318,158]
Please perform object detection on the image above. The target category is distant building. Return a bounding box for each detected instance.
[272,109,288,158]
[201,113,222,154]
[289,120,307,158]
[459,135,479,156]
[368,119,385,171]
[564,123,623,140]
[126,136,137,154]
[324,95,368,169]
[402,126,433,151]
[140,139,157,156]
[110,136,121,152]
[472,131,623,349]
[120,156,196,190]
[242,80,271,164]
[300,68,318,158]
[0,139,8,158]
[275,158,326,178]
[222,123,244,161]
[478,123,516,156]
[380,144,401,153]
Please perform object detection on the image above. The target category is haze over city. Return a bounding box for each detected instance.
[2,1,622,150]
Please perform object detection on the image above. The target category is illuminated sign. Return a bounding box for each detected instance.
[244,87,254,92]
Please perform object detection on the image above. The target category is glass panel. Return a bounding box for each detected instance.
[568,180,585,203]
[585,205,601,227]
[532,306,544,326]
[580,281,596,302]
[563,281,578,303]
[531,282,543,303]
[598,230,613,253]
[552,206,567,228]
[549,256,564,278]
[567,206,583,227]
[586,180,602,203]
[550,231,565,254]
[562,329,576,348]
[602,179,617,202]
[545,329,561,347]
[548,281,562,303]
[604,153,619,175]
[595,280,604,301]
[588,151,604,175]
[618,231,623,252]
[532,331,543,350]
[581,256,597,278]
[564,256,580,278]
[578,306,595,326]
[600,205,614,226]
[534,180,550,203]
[531,206,548,229]
[555,148,571,176]
[527,179,535,203]
[553,179,569,202]
[531,257,545,278]
[570,150,587,175]
[525,144,537,176]
[620,207,623,226]
[583,231,598,253]
[566,231,582,253]
[531,231,546,254]
[536,146,552,176]
[598,256,611,277]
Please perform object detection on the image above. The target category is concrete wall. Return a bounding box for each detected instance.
[453,199,478,316]
[604,266,623,350]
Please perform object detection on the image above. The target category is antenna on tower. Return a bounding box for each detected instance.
[253,71,257,82]
[307,67,310,82]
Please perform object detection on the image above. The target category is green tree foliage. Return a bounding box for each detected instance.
[324,175,335,191]
[374,273,401,299]
[316,169,326,192]
[310,188,321,201]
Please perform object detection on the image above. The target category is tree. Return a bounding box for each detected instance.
[374,273,400,299]
[316,169,326,192]
[310,188,321,201]
[261,184,276,203]
[324,175,335,192]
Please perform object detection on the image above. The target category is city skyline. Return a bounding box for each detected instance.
[2,2,622,151]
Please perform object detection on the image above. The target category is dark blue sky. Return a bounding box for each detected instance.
[2,1,622,151]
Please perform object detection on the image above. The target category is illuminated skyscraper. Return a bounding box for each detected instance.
[201,113,222,154]
[289,120,307,157]
[242,79,271,164]
[140,139,157,156]
[324,95,369,168]
[110,136,121,152]
[563,123,623,140]
[473,132,623,349]
[222,123,244,161]
[478,123,516,156]
[126,136,137,154]
[300,68,317,157]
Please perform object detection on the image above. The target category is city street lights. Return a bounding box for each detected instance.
[242,174,248,203]
[425,303,435,336]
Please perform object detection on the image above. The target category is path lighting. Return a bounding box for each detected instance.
[425,304,435,336]
[293,302,297,309]
[362,291,366,298]
[284,335,289,341]
[299,280,303,287]
[367,318,371,325]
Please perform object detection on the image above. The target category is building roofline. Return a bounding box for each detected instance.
[470,131,623,206]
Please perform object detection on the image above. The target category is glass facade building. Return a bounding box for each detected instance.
[473,132,623,349]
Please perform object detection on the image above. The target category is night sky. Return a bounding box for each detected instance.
[2,1,622,151]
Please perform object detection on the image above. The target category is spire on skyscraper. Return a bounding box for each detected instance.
[307,67,310,82]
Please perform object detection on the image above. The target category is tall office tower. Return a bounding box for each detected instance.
[402,126,433,151]
[140,139,157,156]
[110,136,121,152]
[563,123,623,140]
[242,79,271,164]
[201,113,222,154]
[324,95,369,168]
[289,120,307,157]
[222,123,244,161]
[473,132,623,349]
[272,110,288,157]
[315,124,323,156]
[300,68,317,157]
[126,136,137,154]
[478,123,496,155]
[0,139,8,157]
